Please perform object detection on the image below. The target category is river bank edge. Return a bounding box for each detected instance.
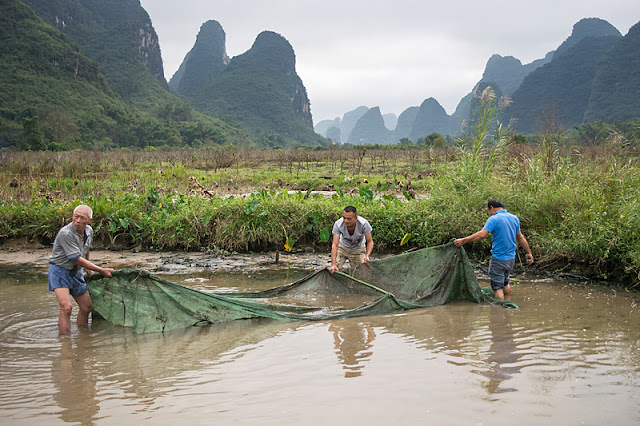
[1,238,629,290]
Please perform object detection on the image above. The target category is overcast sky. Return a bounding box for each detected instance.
[139,0,638,124]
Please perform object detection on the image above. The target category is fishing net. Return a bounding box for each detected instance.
[87,243,517,333]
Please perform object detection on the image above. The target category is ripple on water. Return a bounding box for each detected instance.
[0,318,62,411]
[0,317,62,351]
[492,323,639,384]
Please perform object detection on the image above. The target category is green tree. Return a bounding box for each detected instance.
[22,116,46,150]
[424,132,446,148]
[41,108,81,147]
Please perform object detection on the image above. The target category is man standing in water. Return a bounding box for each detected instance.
[329,206,373,274]
[454,199,534,300]
[48,204,114,335]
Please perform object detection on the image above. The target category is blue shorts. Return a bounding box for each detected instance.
[48,263,88,297]
[488,257,515,291]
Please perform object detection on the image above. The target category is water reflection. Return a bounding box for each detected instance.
[383,302,486,354]
[381,303,525,395]
[51,331,100,425]
[328,320,376,378]
[84,317,295,403]
[1,263,640,424]
[481,308,521,395]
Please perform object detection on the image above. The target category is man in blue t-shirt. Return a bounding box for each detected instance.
[454,199,533,300]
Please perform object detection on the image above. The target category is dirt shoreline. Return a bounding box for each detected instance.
[0,239,608,285]
[0,242,332,273]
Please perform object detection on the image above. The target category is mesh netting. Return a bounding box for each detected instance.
[87,243,517,333]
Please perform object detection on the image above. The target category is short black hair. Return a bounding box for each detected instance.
[344,206,357,215]
[487,199,503,208]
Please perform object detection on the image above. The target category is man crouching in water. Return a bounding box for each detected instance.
[329,206,374,274]
[48,204,114,335]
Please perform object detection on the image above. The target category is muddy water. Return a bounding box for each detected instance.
[0,263,639,425]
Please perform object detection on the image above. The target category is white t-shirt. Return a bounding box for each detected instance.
[332,216,372,249]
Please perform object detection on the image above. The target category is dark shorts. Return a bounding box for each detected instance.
[48,263,87,297]
[488,257,515,291]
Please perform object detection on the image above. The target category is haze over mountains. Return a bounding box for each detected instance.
[1,0,639,150]
[316,18,640,144]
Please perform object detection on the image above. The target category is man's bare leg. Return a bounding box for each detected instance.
[503,283,512,298]
[54,288,73,335]
[74,291,93,327]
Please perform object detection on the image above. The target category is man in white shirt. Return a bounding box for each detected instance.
[329,206,374,274]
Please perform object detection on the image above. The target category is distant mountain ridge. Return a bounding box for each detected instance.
[552,17,622,59]
[407,98,453,141]
[347,107,390,145]
[314,49,555,144]
[316,17,639,144]
[4,3,639,150]
[479,53,554,97]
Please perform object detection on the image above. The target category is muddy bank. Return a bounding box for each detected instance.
[0,239,606,286]
[0,242,332,274]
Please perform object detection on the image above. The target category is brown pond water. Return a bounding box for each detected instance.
[0,259,639,425]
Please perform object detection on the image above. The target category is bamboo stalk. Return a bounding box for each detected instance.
[334,270,390,295]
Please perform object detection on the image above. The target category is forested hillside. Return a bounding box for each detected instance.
[506,35,621,134]
[169,20,229,97]
[0,0,248,150]
[0,0,128,149]
[187,31,327,147]
[585,21,640,122]
[22,0,169,108]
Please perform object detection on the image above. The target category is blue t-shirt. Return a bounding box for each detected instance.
[483,209,520,261]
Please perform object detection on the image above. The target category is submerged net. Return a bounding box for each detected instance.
[87,243,517,333]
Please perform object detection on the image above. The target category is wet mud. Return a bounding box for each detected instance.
[0,245,331,274]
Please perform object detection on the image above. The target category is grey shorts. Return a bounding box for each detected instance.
[488,257,515,291]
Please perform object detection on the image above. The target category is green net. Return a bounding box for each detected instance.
[87,243,518,333]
